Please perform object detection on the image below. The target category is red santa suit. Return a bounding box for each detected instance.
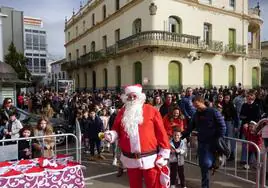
[107,85,170,188]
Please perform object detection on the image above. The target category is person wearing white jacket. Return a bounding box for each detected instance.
[169,128,187,188]
[4,112,23,140]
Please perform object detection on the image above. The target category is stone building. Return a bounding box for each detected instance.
[63,0,263,91]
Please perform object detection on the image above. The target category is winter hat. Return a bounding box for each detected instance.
[159,165,170,188]
[124,84,142,95]
[249,121,257,126]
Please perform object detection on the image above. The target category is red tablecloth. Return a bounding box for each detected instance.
[0,155,85,188]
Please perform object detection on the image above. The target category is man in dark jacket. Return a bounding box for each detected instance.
[182,95,226,188]
[88,108,105,161]
[239,90,262,163]
[180,87,196,122]
[159,93,173,117]
[222,93,239,161]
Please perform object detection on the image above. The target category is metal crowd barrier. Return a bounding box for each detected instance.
[0,133,80,163]
[186,136,267,188]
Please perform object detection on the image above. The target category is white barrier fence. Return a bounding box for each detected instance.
[187,136,267,188]
[0,133,80,163]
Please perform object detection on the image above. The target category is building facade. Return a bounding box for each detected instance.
[63,0,263,91]
[261,41,268,87]
[0,6,24,56]
[24,16,47,79]
[50,58,69,90]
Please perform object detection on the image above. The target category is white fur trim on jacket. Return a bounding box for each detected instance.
[158,148,170,159]
[120,153,157,169]
[109,130,118,143]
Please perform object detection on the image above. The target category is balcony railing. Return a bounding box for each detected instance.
[248,48,261,59]
[80,51,106,66]
[117,31,201,51]
[225,44,246,55]
[248,8,260,17]
[203,40,223,53]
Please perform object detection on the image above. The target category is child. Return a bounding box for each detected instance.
[243,121,262,169]
[18,125,35,159]
[169,128,187,188]
[4,111,23,143]
[99,108,110,152]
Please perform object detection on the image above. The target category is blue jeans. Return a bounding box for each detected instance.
[198,142,215,188]
[225,121,236,153]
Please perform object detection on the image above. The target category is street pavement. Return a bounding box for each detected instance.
[80,151,257,188]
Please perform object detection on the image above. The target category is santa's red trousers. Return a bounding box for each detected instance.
[127,167,163,188]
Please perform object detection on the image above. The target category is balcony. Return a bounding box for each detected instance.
[248,48,261,59]
[202,40,223,53]
[248,7,260,17]
[61,60,77,70]
[224,44,246,56]
[117,31,202,53]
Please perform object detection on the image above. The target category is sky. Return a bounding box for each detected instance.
[0,0,267,58]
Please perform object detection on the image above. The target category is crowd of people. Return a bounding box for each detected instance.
[0,98,55,160]
[0,84,268,187]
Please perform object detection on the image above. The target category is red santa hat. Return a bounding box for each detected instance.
[159,166,170,188]
[124,84,142,95]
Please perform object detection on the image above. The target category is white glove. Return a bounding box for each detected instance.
[155,156,168,167]
[104,131,112,143]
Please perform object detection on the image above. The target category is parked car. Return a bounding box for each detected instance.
[17,108,74,146]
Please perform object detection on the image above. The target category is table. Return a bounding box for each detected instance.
[0,155,85,188]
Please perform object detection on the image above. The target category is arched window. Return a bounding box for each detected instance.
[228,65,236,87]
[92,71,96,91]
[132,18,142,34]
[168,16,182,34]
[252,67,260,88]
[62,72,65,79]
[168,61,182,91]
[91,41,95,52]
[102,5,106,20]
[103,68,108,89]
[116,66,121,91]
[134,62,142,84]
[84,72,87,88]
[58,72,61,79]
[204,63,212,88]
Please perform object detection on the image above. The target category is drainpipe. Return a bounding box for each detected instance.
[241,0,245,87]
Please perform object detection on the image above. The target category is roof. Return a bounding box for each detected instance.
[50,58,66,66]
[262,41,268,47]
[0,62,17,79]
[0,62,30,84]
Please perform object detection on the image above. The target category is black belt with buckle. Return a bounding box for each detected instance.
[122,150,157,159]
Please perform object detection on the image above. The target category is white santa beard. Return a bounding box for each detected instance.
[122,100,144,139]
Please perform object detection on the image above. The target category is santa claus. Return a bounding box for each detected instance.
[104,84,170,188]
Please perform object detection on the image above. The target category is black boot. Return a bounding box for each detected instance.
[116,167,124,177]
[227,152,234,161]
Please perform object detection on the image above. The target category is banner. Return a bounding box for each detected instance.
[57,80,75,94]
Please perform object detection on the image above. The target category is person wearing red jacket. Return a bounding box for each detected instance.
[104,84,170,188]
[243,121,262,169]
[163,107,187,138]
